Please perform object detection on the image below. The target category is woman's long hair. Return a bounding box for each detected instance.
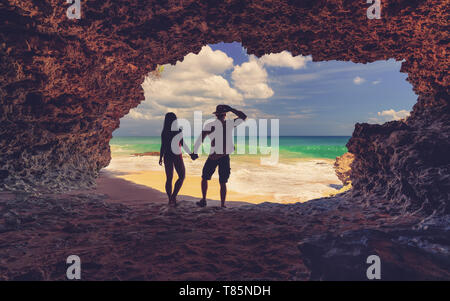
[161,112,178,137]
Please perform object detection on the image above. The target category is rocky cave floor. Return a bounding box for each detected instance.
[0,191,448,281]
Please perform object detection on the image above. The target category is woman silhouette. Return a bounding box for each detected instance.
[159,112,196,206]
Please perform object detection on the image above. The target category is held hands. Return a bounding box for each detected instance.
[190,153,199,161]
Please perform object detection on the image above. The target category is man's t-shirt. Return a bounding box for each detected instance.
[203,118,245,160]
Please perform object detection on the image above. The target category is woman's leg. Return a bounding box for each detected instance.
[164,156,174,203]
[171,155,186,203]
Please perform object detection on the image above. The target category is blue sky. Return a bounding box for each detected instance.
[114,42,416,136]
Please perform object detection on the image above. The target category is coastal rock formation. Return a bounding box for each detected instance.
[347,102,450,215]
[334,152,354,186]
[297,226,450,280]
[0,1,448,217]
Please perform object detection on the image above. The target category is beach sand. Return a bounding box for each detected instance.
[97,170,251,208]
[115,170,282,204]
[106,154,342,204]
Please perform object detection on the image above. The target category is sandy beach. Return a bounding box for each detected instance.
[96,170,251,208]
[106,153,342,204]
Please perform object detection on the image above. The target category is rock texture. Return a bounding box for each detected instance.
[334,152,354,186]
[347,101,450,215]
[1,177,448,280]
[0,1,448,217]
[297,226,450,280]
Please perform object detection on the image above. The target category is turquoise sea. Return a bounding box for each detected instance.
[110,136,350,160]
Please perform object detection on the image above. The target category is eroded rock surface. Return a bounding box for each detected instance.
[298,227,450,280]
[334,152,354,186]
[347,100,450,215]
[1,189,448,280]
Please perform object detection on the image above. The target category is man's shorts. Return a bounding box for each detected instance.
[202,155,231,183]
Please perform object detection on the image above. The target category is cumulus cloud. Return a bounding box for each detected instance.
[231,57,274,99]
[378,109,410,120]
[353,76,366,85]
[123,47,310,123]
[372,80,381,85]
[126,45,244,120]
[369,109,410,123]
[258,51,311,70]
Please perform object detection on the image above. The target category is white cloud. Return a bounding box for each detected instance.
[378,109,410,120]
[123,48,315,124]
[259,51,311,70]
[353,76,366,85]
[126,110,153,120]
[126,45,244,120]
[368,109,410,123]
[166,45,234,79]
[231,57,274,99]
[372,80,381,85]
[124,47,320,123]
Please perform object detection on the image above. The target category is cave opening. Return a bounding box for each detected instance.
[0,0,447,281]
[107,42,416,204]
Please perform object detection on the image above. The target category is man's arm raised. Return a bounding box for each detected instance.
[223,105,247,121]
[224,105,247,126]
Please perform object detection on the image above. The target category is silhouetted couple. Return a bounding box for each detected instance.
[159,105,247,208]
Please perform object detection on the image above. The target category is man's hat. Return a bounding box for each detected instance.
[213,105,227,115]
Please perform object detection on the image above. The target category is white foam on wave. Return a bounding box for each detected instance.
[227,159,341,203]
[109,145,134,155]
[106,155,162,172]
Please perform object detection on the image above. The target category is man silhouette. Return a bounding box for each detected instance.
[193,105,247,207]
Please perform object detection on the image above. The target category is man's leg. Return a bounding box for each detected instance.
[220,182,227,207]
[218,155,230,208]
[197,157,217,207]
[197,178,208,207]
[201,178,208,201]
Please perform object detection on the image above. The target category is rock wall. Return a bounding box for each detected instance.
[348,99,450,215]
[334,152,354,186]
[0,1,448,213]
